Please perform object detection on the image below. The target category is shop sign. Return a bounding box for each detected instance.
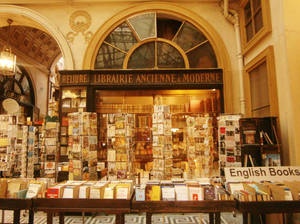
[60,70,223,86]
[225,166,300,182]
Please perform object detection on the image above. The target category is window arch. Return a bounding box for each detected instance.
[0,66,35,107]
[94,12,218,69]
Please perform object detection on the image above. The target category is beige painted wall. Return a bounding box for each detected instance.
[281,0,300,166]
[242,0,300,166]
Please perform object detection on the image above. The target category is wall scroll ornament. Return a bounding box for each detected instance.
[66,10,93,44]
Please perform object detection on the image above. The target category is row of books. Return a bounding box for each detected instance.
[135,179,233,201]
[227,181,300,201]
[46,180,133,199]
[0,178,53,199]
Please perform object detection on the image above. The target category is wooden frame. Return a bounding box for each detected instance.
[243,46,279,117]
[240,0,272,54]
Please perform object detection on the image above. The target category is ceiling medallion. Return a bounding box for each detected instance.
[66,10,93,44]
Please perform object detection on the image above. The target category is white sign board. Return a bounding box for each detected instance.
[225,166,300,182]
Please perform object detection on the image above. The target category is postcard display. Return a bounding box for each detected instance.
[186,115,214,178]
[20,126,28,177]
[218,115,241,175]
[43,122,59,178]
[26,126,36,178]
[0,115,16,174]
[152,105,173,180]
[106,113,134,180]
[68,112,98,181]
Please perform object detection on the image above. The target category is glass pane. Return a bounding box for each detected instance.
[157,18,182,40]
[253,0,261,12]
[128,42,155,69]
[174,22,207,51]
[157,42,185,68]
[254,9,263,33]
[21,77,30,95]
[246,22,253,42]
[250,62,270,113]
[187,42,217,68]
[14,82,22,94]
[20,95,31,104]
[14,73,22,81]
[95,43,126,69]
[4,80,12,91]
[128,12,156,40]
[244,2,252,22]
[105,22,138,52]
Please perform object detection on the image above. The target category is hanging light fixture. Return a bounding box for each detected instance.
[0,19,16,76]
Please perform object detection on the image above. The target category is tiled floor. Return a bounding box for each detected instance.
[0,211,242,223]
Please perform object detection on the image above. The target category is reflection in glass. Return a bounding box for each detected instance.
[21,77,30,95]
[246,22,253,42]
[187,42,217,68]
[157,42,184,68]
[128,13,156,41]
[104,22,137,52]
[157,18,182,40]
[20,95,31,104]
[14,73,22,81]
[254,9,263,33]
[94,12,218,69]
[244,2,252,22]
[14,82,22,94]
[128,42,155,69]
[253,0,261,12]
[174,22,206,52]
[95,43,126,69]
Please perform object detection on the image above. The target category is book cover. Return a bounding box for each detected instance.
[161,186,175,201]
[136,186,146,201]
[175,184,188,201]
[265,154,281,166]
[151,185,161,201]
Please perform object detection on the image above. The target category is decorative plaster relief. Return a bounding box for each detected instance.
[66,10,93,44]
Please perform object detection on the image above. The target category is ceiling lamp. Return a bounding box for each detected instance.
[0,19,16,76]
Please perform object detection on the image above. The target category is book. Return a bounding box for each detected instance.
[175,184,188,201]
[265,154,281,166]
[203,185,215,200]
[151,185,161,201]
[136,185,145,201]
[161,186,175,201]
[103,187,114,199]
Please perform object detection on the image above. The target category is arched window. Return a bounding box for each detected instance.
[0,66,35,116]
[94,12,217,69]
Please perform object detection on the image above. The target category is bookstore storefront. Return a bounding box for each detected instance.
[59,69,224,181]
[58,11,230,181]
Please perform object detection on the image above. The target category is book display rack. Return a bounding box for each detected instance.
[67,112,98,181]
[1,178,300,224]
[239,117,281,167]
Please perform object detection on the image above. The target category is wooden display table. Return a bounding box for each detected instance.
[0,198,34,224]
[33,198,131,224]
[238,201,300,224]
[131,199,237,224]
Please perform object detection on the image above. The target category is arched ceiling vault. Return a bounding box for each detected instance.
[0,15,61,70]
